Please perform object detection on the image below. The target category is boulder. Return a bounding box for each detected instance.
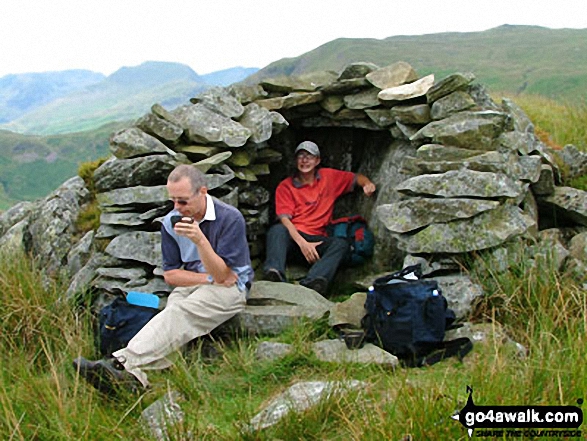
[378,74,435,101]
[233,281,334,335]
[397,205,536,253]
[312,340,398,366]
[172,103,251,147]
[365,61,418,89]
[539,187,587,226]
[396,169,524,199]
[377,198,500,233]
[135,113,183,143]
[23,176,91,276]
[93,155,187,192]
[411,110,509,151]
[426,72,476,103]
[110,128,175,159]
[104,231,162,266]
[190,86,245,118]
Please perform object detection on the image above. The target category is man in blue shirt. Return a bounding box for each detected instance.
[74,165,253,394]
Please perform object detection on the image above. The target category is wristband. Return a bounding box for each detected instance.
[206,274,214,284]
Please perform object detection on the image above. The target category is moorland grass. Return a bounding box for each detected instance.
[1,238,585,440]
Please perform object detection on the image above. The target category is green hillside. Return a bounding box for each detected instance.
[247,25,587,101]
[0,122,126,210]
[2,62,206,135]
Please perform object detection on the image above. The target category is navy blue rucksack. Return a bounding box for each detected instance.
[98,297,159,356]
[328,215,375,266]
[362,264,472,367]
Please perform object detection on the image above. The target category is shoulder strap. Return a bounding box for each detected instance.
[402,338,473,367]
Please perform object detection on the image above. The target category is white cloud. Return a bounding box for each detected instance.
[0,0,585,77]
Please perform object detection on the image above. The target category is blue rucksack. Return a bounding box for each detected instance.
[361,264,472,367]
[328,215,375,266]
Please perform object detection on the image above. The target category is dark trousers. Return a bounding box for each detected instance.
[263,223,349,287]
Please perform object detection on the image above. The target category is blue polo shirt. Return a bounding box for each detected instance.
[161,195,254,292]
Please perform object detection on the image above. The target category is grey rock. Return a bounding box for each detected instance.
[227,83,268,104]
[390,104,431,125]
[105,231,162,266]
[558,144,587,180]
[430,91,476,120]
[338,62,380,80]
[172,103,251,147]
[531,165,556,196]
[426,72,476,103]
[377,198,500,233]
[378,74,435,102]
[396,169,524,199]
[312,340,398,366]
[328,292,367,329]
[319,77,372,95]
[434,275,484,320]
[64,253,121,301]
[67,230,95,276]
[501,98,534,133]
[366,61,418,89]
[540,187,587,226]
[238,185,270,207]
[0,200,35,237]
[260,71,337,93]
[320,95,346,113]
[343,88,381,110]
[0,219,28,253]
[397,205,536,253]
[569,232,587,263]
[270,111,289,134]
[141,390,186,441]
[232,281,333,335]
[255,341,293,361]
[403,151,517,176]
[135,113,183,143]
[238,103,273,143]
[415,144,484,161]
[248,380,365,431]
[97,185,169,208]
[364,108,394,127]
[256,91,323,111]
[97,266,149,281]
[411,110,509,151]
[190,86,245,118]
[110,128,175,159]
[94,155,187,192]
[24,176,90,276]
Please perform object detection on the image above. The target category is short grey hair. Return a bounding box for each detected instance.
[167,165,207,192]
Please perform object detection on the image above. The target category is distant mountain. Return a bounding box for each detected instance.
[0,62,258,135]
[201,67,259,87]
[246,25,587,101]
[0,70,105,123]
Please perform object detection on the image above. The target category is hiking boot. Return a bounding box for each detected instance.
[263,268,284,282]
[73,356,143,395]
[300,277,328,295]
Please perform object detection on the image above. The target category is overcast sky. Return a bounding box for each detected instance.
[1,0,586,78]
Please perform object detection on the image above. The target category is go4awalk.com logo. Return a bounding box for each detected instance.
[452,386,583,438]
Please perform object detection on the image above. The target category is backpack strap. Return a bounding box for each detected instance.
[401,337,473,368]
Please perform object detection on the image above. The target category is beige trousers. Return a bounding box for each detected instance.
[113,284,246,387]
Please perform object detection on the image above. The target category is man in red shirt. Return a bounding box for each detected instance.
[263,141,376,294]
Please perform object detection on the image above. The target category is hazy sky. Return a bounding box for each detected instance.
[1,0,586,78]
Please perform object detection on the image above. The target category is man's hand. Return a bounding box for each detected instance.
[174,219,205,244]
[298,238,322,263]
[362,181,376,196]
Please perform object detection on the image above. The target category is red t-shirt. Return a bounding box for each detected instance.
[275,168,356,236]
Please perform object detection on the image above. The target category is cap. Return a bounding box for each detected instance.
[294,141,320,157]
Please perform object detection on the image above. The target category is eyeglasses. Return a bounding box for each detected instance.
[168,194,196,206]
[296,152,317,161]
